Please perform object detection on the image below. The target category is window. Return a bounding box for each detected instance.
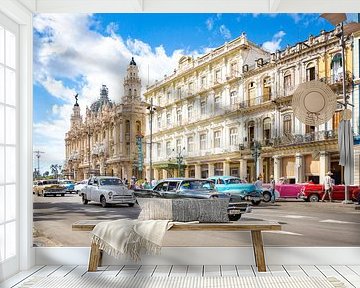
[0,20,17,263]
[283,115,292,134]
[214,163,223,176]
[177,87,182,99]
[331,53,343,82]
[187,105,193,120]
[263,77,271,101]
[230,91,237,105]
[284,71,292,91]
[263,117,271,136]
[248,81,256,106]
[157,115,161,129]
[166,112,171,126]
[200,100,206,115]
[188,82,194,94]
[215,69,221,82]
[214,131,221,148]
[230,62,237,76]
[201,75,206,88]
[176,139,181,153]
[187,136,194,152]
[166,141,171,156]
[167,91,171,102]
[214,95,221,111]
[125,120,130,133]
[200,134,207,150]
[157,143,161,158]
[229,128,238,146]
[248,121,255,142]
[176,108,182,124]
[305,125,315,134]
[306,63,316,81]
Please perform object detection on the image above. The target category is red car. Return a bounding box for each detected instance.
[299,183,360,202]
[262,183,305,202]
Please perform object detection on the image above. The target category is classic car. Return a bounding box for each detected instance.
[134,178,252,221]
[298,183,360,202]
[80,176,136,208]
[59,179,76,193]
[207,176,263,205]
[74,179,88,194]
[33,179,67,197]
[262,183,304,202]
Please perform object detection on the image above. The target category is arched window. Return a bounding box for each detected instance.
[306,62,316,81]
[263,118,271,142]
[263,77,271,101]
[248,82,256,106]
[283,114,292,134]
[331,53,343,82]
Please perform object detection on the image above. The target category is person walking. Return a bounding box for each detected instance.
[254,176,263,190]
[270,175,276,203]
[321,171,334,202]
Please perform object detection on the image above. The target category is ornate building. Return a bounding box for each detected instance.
[143,28,357,185]
[64,58,146,181]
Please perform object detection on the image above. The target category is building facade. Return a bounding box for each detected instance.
[143,29,356,185]
[353,29,360,185]
[64,58,146,181]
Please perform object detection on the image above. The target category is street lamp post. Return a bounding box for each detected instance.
[171,147,185,177]
[250,140,261,180]
[147,98,156,182]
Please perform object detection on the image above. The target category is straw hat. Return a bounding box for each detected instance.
[292,80,337,126]
[327,171,333,176]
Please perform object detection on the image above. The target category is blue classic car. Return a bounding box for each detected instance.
[59,180,76,193]
[208,176,263,205]
[134,178,252,221]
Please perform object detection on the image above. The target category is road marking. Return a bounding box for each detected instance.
[264,231,303,236]
[320,219,359,224]
[283,215,316,219]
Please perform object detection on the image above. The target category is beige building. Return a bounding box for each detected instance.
[64,58,146,181]
[143,29,355,185]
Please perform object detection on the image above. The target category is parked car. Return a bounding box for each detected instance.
[74,179,88,194]
[299,183,360,202]
[59,179,76,193]
[33,179,67,197]
[134,178,252,221]
[80,176,136,208]
[262,183,304,202]
[207,176,263,205]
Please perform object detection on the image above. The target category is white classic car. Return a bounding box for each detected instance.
[80,176,136,208]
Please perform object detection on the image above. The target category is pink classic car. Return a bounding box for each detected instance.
[262,183,306,202]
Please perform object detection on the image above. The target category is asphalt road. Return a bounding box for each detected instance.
[33,194,360,247]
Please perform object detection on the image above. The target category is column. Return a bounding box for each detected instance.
[153,168,159,181]
[273,155,282,182]
[145,167,150,181]
[239,159,247,180]
[99,162,104,176]
[319,151,330,185]
[185,168,189,178]
[295,153,304,183]
[163,169,168,179]
[223,161,230,176]
[256,157,263,178]
[195,164,201,179]
[208,163,215,177]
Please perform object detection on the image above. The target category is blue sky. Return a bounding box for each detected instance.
[33,13,357,173]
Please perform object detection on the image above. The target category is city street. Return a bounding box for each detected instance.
[33,194,360,247]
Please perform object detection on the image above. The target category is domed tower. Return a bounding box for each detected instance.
[70,93,82,128]
[123,57,141,104]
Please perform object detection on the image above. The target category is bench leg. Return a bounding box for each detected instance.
[251,231,266,272]
[88,242,102,272]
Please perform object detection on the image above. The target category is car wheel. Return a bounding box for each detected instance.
[308,194,319,202]
[228,214,241,221]
[101,196,108,208]
[128,203,135,207]
[61,193,65,197]
[263,191,271,202]
[82,195,88,205]
[251,200,261,206]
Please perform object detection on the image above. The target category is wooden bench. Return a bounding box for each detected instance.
[72,220,281,273]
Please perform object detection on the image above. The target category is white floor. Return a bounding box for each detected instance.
[1,265,360,288]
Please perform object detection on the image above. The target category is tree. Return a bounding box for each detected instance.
[43,171,49,178]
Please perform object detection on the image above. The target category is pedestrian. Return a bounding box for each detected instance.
[143,178,151,189]
[270,175,276,203]
[151,178,157,188]
[254,176,263,190]
[321,171,334,202]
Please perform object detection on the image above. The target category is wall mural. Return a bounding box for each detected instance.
[33,13,360,248]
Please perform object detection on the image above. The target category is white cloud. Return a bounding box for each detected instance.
[219,25,231,40]
[33,13,188,171]
[262,30,286,53]
[206,18,214,30]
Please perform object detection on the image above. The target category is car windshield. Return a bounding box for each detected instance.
[63,181,73,184]
[99,178,122,186]
[226,178,242,184]
[179,180,215,191]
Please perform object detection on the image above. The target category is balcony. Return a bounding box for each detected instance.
[273,130,338,147]
[237,94,272,109]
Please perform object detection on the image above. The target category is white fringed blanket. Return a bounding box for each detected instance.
[90,219,173,261]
